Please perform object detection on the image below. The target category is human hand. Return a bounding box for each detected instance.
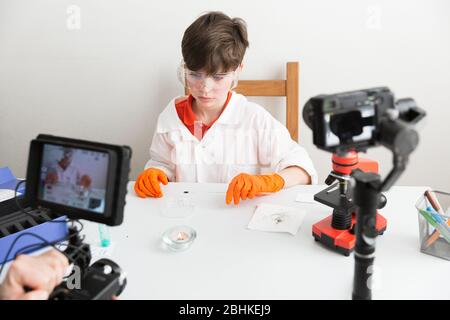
[226,173,285,205]
[44,172,58,185]
[134,168,169,198]
[79,175,92,188]
[0,249,69,300]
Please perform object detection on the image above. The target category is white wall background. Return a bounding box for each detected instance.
[1,0,449,190]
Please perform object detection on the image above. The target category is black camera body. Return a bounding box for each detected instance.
[48,227,127,300]
[21,134,132,299]
[50,258,126,300]
[302,87,424,154]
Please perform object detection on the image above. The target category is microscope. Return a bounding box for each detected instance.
[303,87,426,299]
[310,150,387,256]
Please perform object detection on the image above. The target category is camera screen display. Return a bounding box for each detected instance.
[38,144,109,214]
[324,104,376,147]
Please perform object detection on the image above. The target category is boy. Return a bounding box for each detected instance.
[135,11,317,205]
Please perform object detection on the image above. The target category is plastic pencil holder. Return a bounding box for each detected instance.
[415,190,450,261]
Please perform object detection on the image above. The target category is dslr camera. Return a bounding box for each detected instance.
[302,87,425,155]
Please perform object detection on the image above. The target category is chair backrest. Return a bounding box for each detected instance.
[184,61,299,141]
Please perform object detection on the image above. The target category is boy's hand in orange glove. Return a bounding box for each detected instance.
[79,175,92,188]
[134,168,169,198]
[226,173,285,205]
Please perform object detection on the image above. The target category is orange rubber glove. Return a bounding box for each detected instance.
[79,175,92,188]
[134,168,168,198]
[226,173,285,205]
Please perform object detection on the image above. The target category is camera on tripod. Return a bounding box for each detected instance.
[23,134,132,300]
[302,87,426,300]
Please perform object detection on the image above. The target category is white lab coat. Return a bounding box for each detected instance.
[53,164,80,185]
[145,92,318,184]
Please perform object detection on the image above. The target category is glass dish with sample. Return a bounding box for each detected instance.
[159,190,196,219]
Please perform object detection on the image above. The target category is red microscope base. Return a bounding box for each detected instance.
[312,213,387,256]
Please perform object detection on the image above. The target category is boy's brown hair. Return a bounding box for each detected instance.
[182,11,249,75]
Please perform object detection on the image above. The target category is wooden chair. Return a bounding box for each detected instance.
[185,61,300,141]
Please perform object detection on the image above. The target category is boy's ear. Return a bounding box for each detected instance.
[238,63,244,72]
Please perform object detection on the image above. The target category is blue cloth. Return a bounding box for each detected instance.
[0,167,26,194]
[0,167,68,264]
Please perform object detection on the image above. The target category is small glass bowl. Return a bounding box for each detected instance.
[162,225,197,251]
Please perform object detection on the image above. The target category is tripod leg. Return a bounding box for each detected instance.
[351,170,381,300]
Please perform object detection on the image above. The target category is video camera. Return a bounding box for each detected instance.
[303,87,425,156]
[23,134,132,299]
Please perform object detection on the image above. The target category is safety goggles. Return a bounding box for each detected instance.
[178,61,240,90]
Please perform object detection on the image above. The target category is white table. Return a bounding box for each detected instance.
[59,183,450,299]
[42,183,105,214]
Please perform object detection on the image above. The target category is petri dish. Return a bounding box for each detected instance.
[159,191,196,219]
